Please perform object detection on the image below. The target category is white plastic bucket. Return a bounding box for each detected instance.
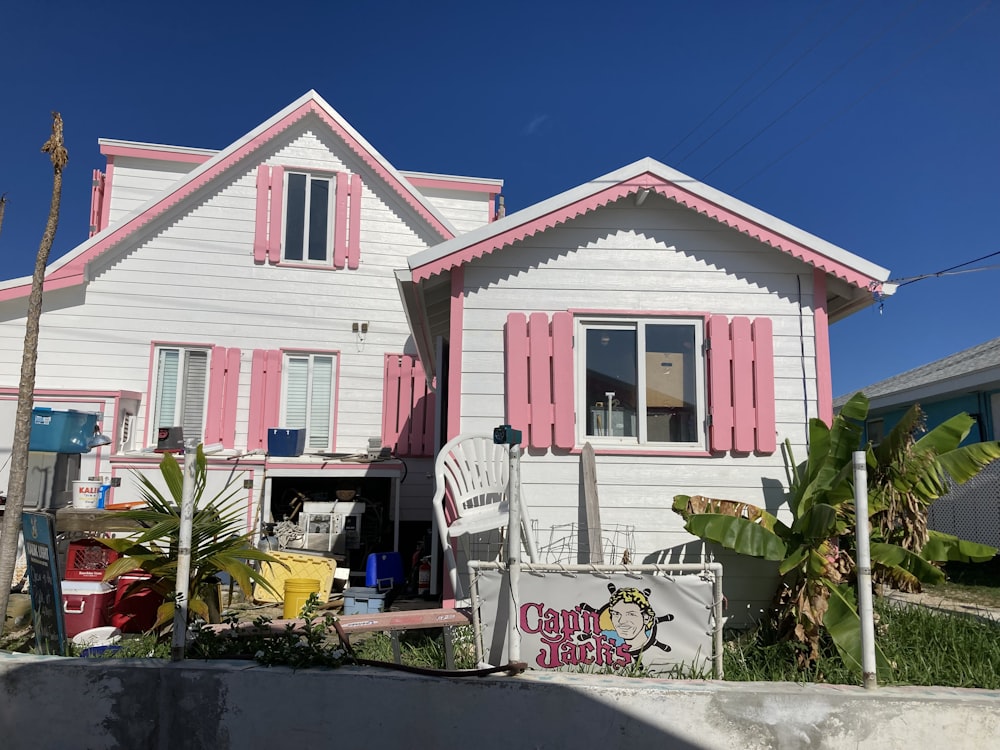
[72,480,102,509]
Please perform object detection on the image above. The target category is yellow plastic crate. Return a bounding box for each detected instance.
[255,550,337,603]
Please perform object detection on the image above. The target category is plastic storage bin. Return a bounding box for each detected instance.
[29,408,100,453]
[267,429,306,457]
[62,580,115,637]
[343,586,387,615]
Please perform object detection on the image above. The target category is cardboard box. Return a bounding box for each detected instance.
[645,352,688,408]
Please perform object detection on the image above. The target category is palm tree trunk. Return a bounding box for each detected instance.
[0,113,67,637]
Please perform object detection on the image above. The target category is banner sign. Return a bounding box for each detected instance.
[474,567,717,675]
[22,511,67,655]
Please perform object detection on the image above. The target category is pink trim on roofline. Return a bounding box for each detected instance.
[813,268,833,425]
[99,143,214,164]
[406,176,502,195]
[0,98,454,302]
[412,172,882,291]
[447,268,464,441]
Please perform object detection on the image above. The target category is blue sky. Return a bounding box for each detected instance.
[1,1,997,397]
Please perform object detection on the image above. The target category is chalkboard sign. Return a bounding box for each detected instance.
[22,511,66,655]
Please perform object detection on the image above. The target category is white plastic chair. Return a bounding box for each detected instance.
[431,434,539,599]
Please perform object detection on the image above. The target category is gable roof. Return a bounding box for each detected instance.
[834,336,1000,411]
[0,91,457,301]
[407,157,891,304]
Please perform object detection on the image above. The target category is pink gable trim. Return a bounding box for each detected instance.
[813,268,833,425]
[334,171,349,269]
[348,173,362,270]
[412,172,880,291]
[99,143,212,164]
[253,166,270,264]
[4,97,453,302]
[267,166,284,263]
[406,176,502,195]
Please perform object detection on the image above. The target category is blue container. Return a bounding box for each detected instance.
[366,552,404,591]
[29,408,100,453]
[267,428,306,457]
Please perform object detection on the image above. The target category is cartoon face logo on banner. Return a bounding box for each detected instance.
[587,583,675,658]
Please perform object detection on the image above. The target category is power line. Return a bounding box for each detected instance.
[890,250,1000,287]
[676,0,866,167]
[703,0,926,179]
[733,0,992,191]
[663,0,833,161]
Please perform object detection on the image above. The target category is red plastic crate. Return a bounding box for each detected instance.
[65,539,120,581]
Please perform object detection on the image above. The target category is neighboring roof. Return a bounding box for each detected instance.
[406,157,892,295]
[0,91,457,300]
[834,336,1000,410]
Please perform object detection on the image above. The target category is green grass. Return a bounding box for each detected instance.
[724,599,1000,688]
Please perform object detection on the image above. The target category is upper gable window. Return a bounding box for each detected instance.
[283,172,333,264]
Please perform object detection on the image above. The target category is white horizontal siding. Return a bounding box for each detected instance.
[454,195,822,614]
[0,128,433,465]
[107,158,198,226]
[417,188,492,234]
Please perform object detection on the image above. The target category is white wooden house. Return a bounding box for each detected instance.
[0,91,502,573]
[397,158,893,621]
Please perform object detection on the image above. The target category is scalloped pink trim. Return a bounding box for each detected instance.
[412,172,881,291]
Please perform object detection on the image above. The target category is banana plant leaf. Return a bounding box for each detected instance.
[921,531,998,563]
[824,581,893,676]
[870,542,946,585]
[683,513,787,561]
[791,503,840,542]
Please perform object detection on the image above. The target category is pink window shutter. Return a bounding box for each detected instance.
[333,172,349,269]
[221,348,242,449]
[504,313,530,446]
[707,315,734,452]
[550,312,575,450]
[248,349,282,450]
[527,313,554,450]
[381,354,434,457]
[347,174,362,270]
[406,358,434,456]
[381,355,403,452]
[89,169,105,237]
[731,317,756,452]
[253,165,270,264]
[752,318,776,454]
[266,166,284,263]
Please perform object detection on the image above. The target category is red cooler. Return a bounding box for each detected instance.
[111,573,164,633]
[61,581,115,637]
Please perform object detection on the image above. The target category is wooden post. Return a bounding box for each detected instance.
[581,442,603,564]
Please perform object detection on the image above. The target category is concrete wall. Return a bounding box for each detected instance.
[2,654,999,749]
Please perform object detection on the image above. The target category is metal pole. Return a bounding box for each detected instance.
[171,440,198,661]
[852,450,877,689]
[507,444,521,664]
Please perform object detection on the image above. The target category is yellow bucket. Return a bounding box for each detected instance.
[283,578,321,619]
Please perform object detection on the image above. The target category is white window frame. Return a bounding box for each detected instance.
[150,346,210,445]
[281,352,337,450]
[282,171,335,264]
[575,317,707,449]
